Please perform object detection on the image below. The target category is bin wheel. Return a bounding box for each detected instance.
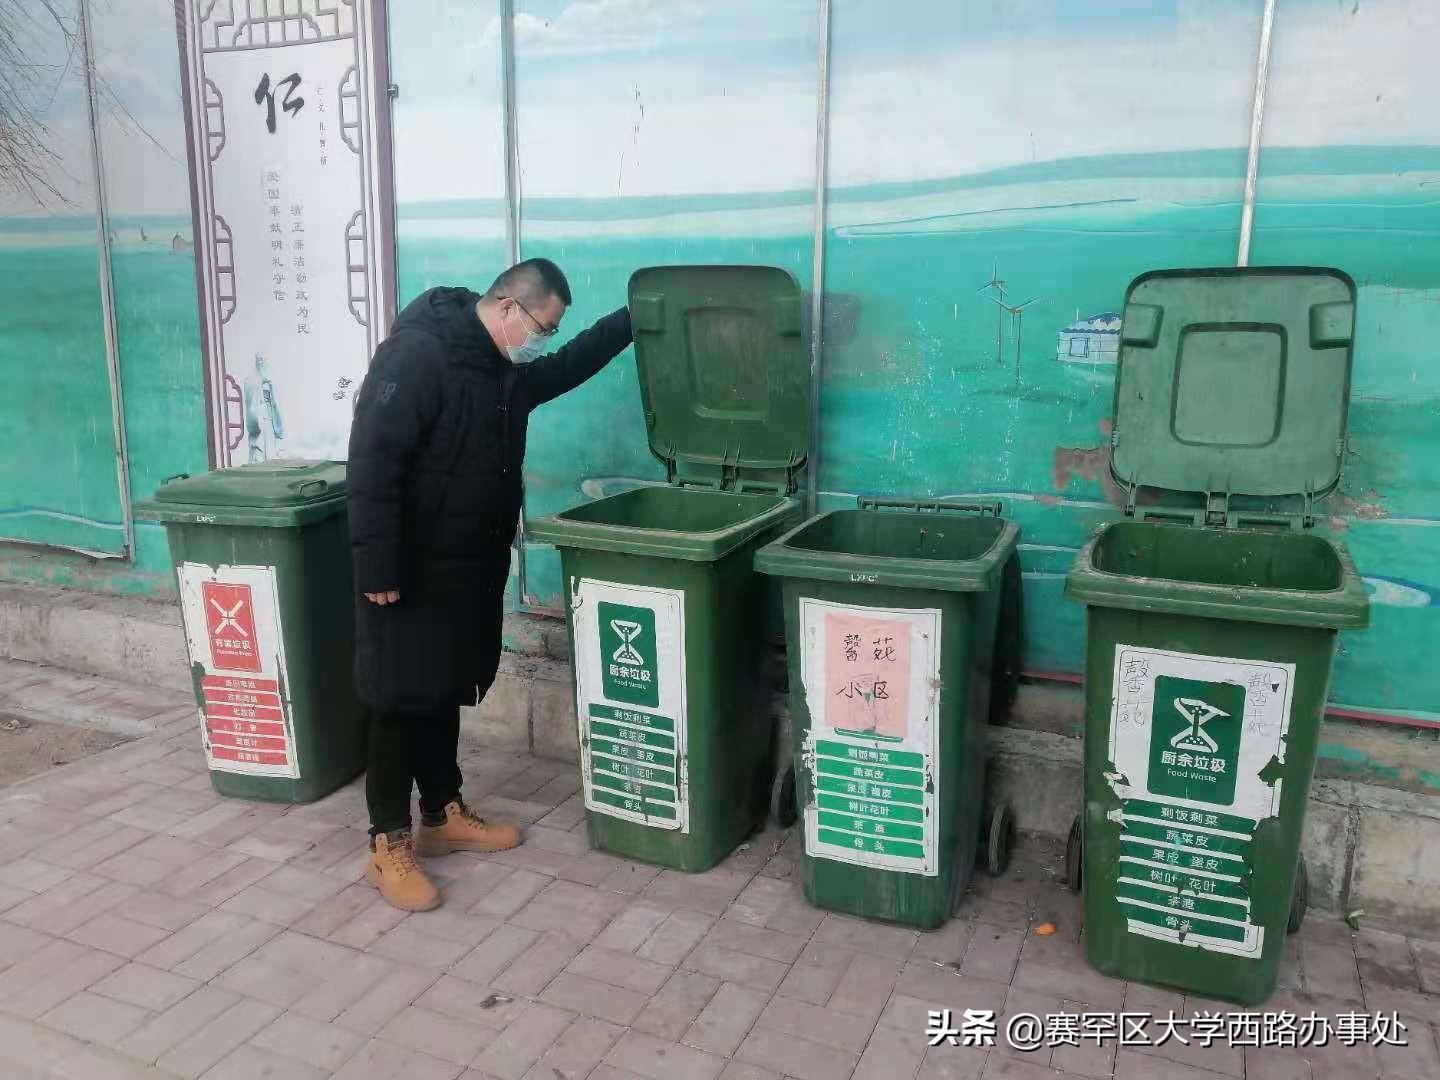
[986,804,1015,876]
[771,763,797,829]
[1064,815,1083,893]
[1287,856,1309,935]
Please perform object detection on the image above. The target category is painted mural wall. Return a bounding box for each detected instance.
[1,0,1436,725]
[0,0,207,589]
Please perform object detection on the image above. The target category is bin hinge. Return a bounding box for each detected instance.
[1205,489,1230,528]
[857,496,1003,517]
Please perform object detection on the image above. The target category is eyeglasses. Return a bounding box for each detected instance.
[505,297,559,337]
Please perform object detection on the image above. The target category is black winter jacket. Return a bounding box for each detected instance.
[347,286,632,712]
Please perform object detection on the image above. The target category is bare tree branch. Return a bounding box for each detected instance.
[0,0,183,209]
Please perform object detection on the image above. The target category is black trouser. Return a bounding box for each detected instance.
[366,706,464,835]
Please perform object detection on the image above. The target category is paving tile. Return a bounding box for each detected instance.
[683,942,790,993]
[368,920,481,969]
[469,868,551,918]
[605,1029,726,1080]
[718,1064,783,1080]
[170,915,283,981]
[960,925,1024,982]
[702,917,809,964]
[683,980,768,1056]
[913,917,977,967]
[540,971,650,1026]
[1241,1045,1311,1080]
[509,879,629,942]
[67,911,174,958]
[451,923,539,986]
[1303,940,1365,1004]
[118,984,242,1063]
[111,890,210,932]
[492,930,582,996]
[812,912,918,961]
[91,961,200,1011]
[777,941,856,1006]
[413,973,529,1030]
[1009,955,1125,1011]
[735,1024,860,1080]
[921,1042,990,1080]
[641,868,752,917]
[0,938,126,1019]
[333,963,441,1035]
[0,919,53,969]
[633,969,722,1041]
[379,1004,496,1066]
[470,1000,575,1079]
[1375,1018,1440,1080]
[978,1057,1066,1079]
[521,1015,626,1080]
[592,901,672,954]
[39,989,150,1048]
[636,909,714,965]
[601,861,664,896]
[156,995,281,1078]
[8,875,135,935]
[854,1023,927,1080]
[757,992,874,1053]
[329,891,410,950]
[829,951,905,1021]
[199,1043,328,1080]
[566,944,674,994]
[251,1010,369,1072]
[332,1037,463,1080]
[0,856,74,893]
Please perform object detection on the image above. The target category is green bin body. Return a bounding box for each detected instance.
[756,500,1019,930]
[529,265,811,872]
[1064,267,1370,1005]
[136,461,364,804]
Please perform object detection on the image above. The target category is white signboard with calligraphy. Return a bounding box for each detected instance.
[178,1,395,466]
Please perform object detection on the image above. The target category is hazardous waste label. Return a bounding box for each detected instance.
[179,563,298,779]
[572,580,688,832]
[1107,645,1295,959]
[798,599,942,876]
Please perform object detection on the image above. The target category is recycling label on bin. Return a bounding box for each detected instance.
[572,579,688,832]
[1107,645,1296,959]
[798,599,942,876]
[178,563,299,779]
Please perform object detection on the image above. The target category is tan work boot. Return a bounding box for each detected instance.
[365,829,441,912]
[415,799,522,856]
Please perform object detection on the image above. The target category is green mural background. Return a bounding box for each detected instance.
[1,0,1436,723]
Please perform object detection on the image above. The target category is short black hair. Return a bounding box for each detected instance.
[484,257,572,308]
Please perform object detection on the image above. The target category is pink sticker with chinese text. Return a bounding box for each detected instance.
[825,610,912,739]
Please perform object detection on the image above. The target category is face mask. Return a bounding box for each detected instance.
[503,307,547,364]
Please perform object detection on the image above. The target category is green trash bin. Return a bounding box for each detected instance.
[528,265,808,872]
[136,460,364,803]
[1063,267,1370,1005]
[755,498,1021,930]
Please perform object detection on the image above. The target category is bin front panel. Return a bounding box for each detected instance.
[177,560,300,780]
[571,577,690,833]
[1104,644,1296,960]
[796,598,942,877]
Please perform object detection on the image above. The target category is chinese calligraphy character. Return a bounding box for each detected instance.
[254,73,305,134]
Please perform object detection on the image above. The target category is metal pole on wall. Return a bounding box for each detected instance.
[499,0,533,607]
[804,0,832,517]
[1237,0,1277,267]
[80,0,134,560]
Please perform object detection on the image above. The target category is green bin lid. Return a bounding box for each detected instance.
[628,265,809,494]
[137,460,346,527]
[1111,267,1356,506]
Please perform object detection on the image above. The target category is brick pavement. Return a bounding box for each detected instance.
[1,657,1438,1079]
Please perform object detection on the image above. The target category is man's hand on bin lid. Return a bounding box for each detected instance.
[365,591,400,606]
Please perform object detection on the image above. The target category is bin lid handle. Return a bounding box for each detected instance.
[857,496,1003,517]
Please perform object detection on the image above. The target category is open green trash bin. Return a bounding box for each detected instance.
[136,461,364,803]
[528,265,808,872]
[755,498,1021,929]
[1063,267,1370,1005]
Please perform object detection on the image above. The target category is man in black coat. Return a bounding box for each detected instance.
[347,258,632,911]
